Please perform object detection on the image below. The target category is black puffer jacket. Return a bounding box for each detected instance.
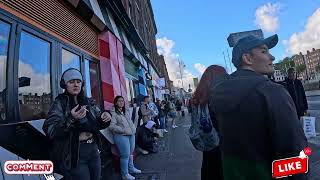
[42,94,110,173]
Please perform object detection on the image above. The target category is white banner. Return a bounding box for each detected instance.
[302,116,316,138]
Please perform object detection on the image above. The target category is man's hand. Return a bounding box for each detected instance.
[101,112,111,123]
[71,105,87,120]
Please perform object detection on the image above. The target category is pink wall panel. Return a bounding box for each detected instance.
[111,63,121,97]
[109,34,118,67]
[101,82,114,103]
[98,30,126,110]
[104,101,113,110]
[99,59,112,84]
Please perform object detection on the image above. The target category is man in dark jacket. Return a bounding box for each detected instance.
[283,68,308,119]
[210,34,307,180]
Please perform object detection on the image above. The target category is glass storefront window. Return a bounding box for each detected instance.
[125,78,132,103]
[62,48,80,72]
[125,77,136,104]
[0,20,11,121]
[18,31,51,121]
[84,59,102,107]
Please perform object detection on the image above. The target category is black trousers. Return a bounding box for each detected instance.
[201,146,223,180]
[63,143,101,180]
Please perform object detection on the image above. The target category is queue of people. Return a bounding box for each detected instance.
[43,67,185,180]
[41,33,310,180]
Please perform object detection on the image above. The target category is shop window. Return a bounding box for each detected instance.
[125,77,136,104]
[62,48,80,72]
[18,31,51,121]
[0,20,11,121]
[84,59,102,106]
[84,59,102,107]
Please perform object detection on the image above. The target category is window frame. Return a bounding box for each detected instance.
[0,14,17,124]
[83,55,103,109]
[0,9,102,125]
[14,24,56,122]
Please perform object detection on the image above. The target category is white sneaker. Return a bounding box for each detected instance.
[129,167,142,174]
[122,174,135,180]
[164,129,168,133]
[138,148,149,155]
[172,125,177,128]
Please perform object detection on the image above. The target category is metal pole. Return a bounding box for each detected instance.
[178,58,184,89]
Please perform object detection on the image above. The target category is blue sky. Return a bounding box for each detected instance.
[151,0,320,86]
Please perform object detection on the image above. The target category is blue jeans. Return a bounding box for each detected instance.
[114,134,136,176]
[159,116,166,129]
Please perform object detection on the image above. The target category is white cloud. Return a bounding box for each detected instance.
[18,61,51,95]
[194,63,207,75]
[62,49,78,65]
[0,56,50,94]
[156,37,196,90]
[255,3,281,32]
[286,8,320,54]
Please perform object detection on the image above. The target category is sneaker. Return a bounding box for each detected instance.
[164,129,168,133]
[172,125,178,128]
[129,167,142,174]
[138,148,149,155]
[122,174,135,180]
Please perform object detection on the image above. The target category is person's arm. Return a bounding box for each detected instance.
[42,99,77,140]
[260,83,308,160]
[88,99,111,129]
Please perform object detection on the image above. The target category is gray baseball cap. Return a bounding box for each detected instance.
[232,34,278,67]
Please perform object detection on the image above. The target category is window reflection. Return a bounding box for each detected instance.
[18,31,51,121]
[125,77,136,104]
[84,59,102,107]
[62,48,80,72]
[0,20,11,121]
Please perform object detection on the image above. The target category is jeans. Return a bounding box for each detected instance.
[159,116,166,129]
[69,143,101,180]
[114,134,136,176]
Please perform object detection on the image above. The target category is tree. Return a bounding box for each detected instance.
[274,57,295,75]
[296,64,306,77]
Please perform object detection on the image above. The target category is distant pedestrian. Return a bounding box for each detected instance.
[211,34,307,180]
[139,96,152,124]
[168,99,178,128]
[175,99,182,117]
[192,65,226,180]
[283,68,308,119]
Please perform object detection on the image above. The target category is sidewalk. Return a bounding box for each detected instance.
[134,114,202,180]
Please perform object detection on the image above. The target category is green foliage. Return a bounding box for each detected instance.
[296,64,306,76]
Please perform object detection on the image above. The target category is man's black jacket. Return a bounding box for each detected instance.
[210,69,308,180]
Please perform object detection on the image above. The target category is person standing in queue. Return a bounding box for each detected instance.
[192,65,226,180]
[109,96,142,180]
[43,68,112,180]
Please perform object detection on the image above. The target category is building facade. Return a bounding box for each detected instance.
[0,0,167,179]
[305,48,320,79]
[292,53,308,80]
[273,70,286,82]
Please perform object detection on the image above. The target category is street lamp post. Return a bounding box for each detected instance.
[178,58,185,89]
